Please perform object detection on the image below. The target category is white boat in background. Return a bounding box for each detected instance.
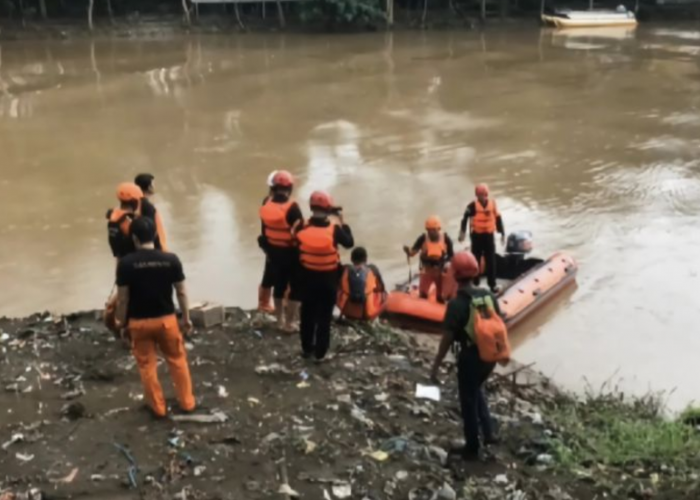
[542,8,638,28]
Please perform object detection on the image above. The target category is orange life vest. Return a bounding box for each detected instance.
[337,265,385,320]
[471,199,498,234]
[297,224,339,272]
[466,292,510,364]
[421,233,447,264]
[259,199,294,248]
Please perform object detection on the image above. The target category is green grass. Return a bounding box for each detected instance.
[547,390,700,470]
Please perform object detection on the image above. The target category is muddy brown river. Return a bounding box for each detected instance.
[1,27,699,409]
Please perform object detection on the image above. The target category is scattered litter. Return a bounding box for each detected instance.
[300,370,310,381]
[432,482,456,500]
[396,470,409,481]
[350,406,374,428]
[374,392,389,402]
[337,394,352,404]
[91,474,106,482]
[278,484,300,498]
[194,466,206,477]
[171,411,228,424]
[296,381,311,389]
[52,467,79,484]
[369,450,389,461]
[16,453,35,463]
[255,363,291,375]
[61,388,85,400]
[415,384,441,402]
[2,433,24,450]
[247,397,261,405]
[332,482,352,499]
[263,432,281,444]
[0,333,10,342]
[536,453,554,465]
[303,439,317,454]
[494,474,509,485]
[217,385,229,398]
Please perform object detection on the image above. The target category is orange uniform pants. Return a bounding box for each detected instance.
[419,266,445,302]
[128,315,195,417]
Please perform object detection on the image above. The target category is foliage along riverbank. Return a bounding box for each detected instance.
[0,308,699,499]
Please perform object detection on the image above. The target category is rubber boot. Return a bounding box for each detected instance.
[284,300,301,333]
[258,286,274,314]
[274,298,285,330]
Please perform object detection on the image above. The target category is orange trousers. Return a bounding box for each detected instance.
[128,315,195,417]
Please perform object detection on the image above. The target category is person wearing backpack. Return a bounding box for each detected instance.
[337,247,387,321]
[135,173,168,252]
[430,251,511,461]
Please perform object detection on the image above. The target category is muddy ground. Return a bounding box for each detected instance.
[0,310,696,500]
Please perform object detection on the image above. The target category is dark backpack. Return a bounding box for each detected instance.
[347,267,369,304]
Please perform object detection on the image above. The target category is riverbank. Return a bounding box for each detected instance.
[0,310,698,500]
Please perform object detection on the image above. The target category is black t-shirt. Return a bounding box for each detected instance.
[443,285,501,345]
[116,249,185,320]
[140,198,163,250]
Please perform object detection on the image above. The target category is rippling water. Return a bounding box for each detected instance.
[1,27,699,408]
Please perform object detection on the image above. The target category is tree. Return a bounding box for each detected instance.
[88,0,94,30]
[38,0,47,19]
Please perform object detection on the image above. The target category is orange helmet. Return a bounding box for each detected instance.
[475,184,489,197]
[425,216,442,231]
[451,251,479,280]
[116,182,143,202]
[272,170,294,188]
[310,190,334,210]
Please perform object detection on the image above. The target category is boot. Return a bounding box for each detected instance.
[284,300,301,333]
[274,298,285,330]
[258,286,274,314]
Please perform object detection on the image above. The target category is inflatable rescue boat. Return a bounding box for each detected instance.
[383,232,578,333]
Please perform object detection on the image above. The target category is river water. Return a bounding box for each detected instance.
[1,27,699,409]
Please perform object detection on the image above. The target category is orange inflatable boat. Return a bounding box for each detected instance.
[383,252,578,333]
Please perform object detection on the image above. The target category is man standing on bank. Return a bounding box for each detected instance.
[134,173,168,252]
[115,217,196,418]
[295,191,354,362]
[458,184,505,293]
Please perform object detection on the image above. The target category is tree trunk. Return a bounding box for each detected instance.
[386,0,394,27]
[480,0,486,21]
[38,0,47,19]
[181,0,191,26]
[421,0,428,28]
[18,0,26,27]
[276,0,285,28]
[234,2,245,29]
[88,0,94,31]
[106,0,114,24]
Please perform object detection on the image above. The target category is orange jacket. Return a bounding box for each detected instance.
[421,233,447,263]
[297,224,339,272]
[471,199,498,234]
[260,199,295,248]
[337,265,386,320]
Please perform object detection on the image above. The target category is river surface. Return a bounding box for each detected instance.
[1,27,699,409]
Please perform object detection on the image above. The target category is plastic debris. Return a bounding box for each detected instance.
[350,406,374,428]
[171,411,228,424]
[2,433,25,450]
[217,385,229,398]
[415,384,441,402]
[494,474,509,485]
[255,363,292,375]
[332,482,352,499]
[16,453,35,463]
[278,483,300,498]
[52,468,79,484]
[369,450,390,461]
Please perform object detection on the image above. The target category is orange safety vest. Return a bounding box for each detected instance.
[421,233,447,264]
[471,199,498,234]
[337,265,385,320]
[259,199,294,248]
[297,224,339,272]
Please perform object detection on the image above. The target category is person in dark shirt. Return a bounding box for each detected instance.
[115,217,195,419]
[135,173,168,252]
[258,170,304,331]
[403,216,455,302]
[431,251,499,461]
[295,190,354,361]
[458,184,505,293]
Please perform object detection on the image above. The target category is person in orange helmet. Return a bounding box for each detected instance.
[107,182,144,261]
[403,216,454,302]
[258,170,304,331]
[458,184,505,293]
[135,173,168,252]
[431,251,500,461]
[295,190,354,361]
[115,217,196,419]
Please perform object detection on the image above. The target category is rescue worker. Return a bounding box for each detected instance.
[258,170,304,331]
[105,182,144,333]
[107,182,144,260]
[430,251,499,460]
[135,173,168,252]
[403,216,455,302]
[337,247,386,321]
[257,171,281,314]
[295,191,354,361]
[458,184,505,293]
[115,217,196,419]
